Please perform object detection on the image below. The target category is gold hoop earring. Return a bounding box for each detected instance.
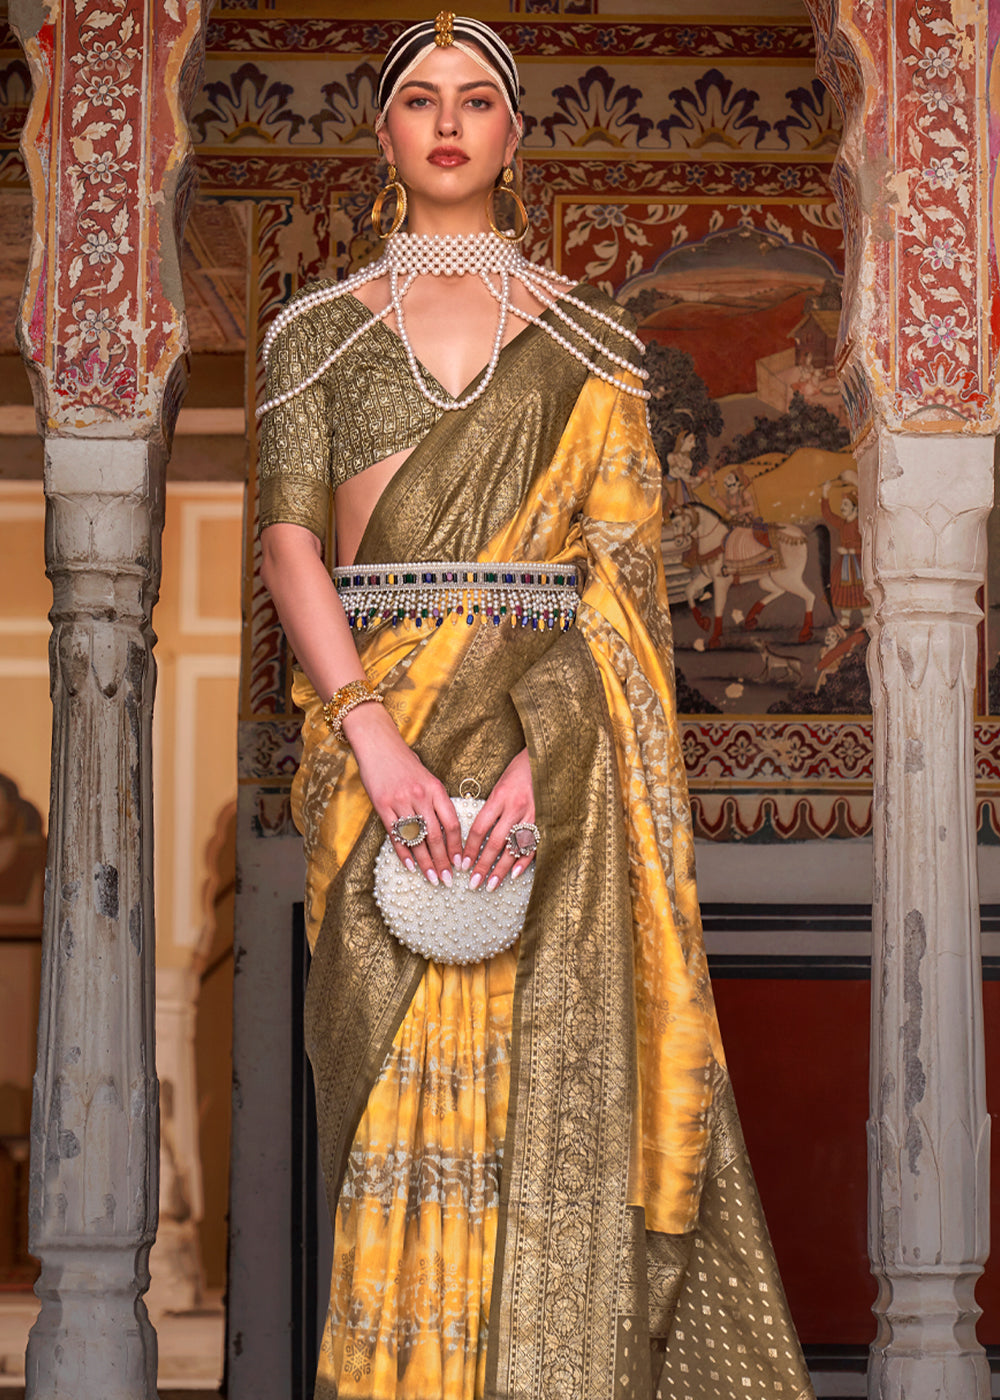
[486,166,528,244]
[371,163,407,240]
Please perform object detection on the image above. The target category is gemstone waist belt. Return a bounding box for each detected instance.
[331,561,580,631]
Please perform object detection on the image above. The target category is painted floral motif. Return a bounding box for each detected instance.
[13,0,198,422]
[658,69,772,150]
[192,152,836,279]
[191,63,306,144]
[802,0,865,120]
[57,345,137,405]
[540,67,653,147]
[773,79,841,152]
[54,0,141,410]
[563,203,687,283]
[806,0,995,428]
[893,3,985,418]
[309,64,380,143]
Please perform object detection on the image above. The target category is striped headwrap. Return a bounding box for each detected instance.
[375,12,520,132]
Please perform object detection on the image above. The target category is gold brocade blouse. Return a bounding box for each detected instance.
[257,283,448,541]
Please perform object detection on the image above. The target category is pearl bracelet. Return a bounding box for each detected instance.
[322,678,384,743]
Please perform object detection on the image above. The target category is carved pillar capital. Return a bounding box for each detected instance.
[863,430,992,642]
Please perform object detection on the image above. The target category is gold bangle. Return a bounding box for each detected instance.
[322,678,383,744]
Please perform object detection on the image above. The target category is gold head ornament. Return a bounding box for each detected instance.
[434,11,455,46]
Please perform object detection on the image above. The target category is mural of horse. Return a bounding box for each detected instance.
[663,502,815,648]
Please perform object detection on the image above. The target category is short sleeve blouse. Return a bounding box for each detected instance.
[257,284,445,540]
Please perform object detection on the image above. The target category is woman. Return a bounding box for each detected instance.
[257,14,814,1400]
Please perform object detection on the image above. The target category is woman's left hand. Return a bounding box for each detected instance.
[462,747,537,891]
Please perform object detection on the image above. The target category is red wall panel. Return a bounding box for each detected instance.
[715,976,1000,1344]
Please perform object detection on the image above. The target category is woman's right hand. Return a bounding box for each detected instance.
[342,702,462,885]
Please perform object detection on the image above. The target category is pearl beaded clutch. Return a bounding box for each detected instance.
[373,796,534,965]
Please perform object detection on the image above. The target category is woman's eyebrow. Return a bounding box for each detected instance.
[398,79,502,95]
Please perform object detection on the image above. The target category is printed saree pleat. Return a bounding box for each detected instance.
[294,295,814,1400]
[322,950,517,1400]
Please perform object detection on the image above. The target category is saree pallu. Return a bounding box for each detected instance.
[293,304,814,1400]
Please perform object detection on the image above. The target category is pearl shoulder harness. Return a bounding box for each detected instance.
[257,232,650,422]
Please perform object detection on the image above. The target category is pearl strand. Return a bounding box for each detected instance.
[261,260,384,362]
[255,297,397,420]
[390,265,513,413]
[517,265,648,356]
[484,274,651,400]
[490,271,650,380]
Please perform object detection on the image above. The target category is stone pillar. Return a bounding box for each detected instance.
[25,439,165,1399]
[10,0,207,1389]
[861,430,992,1399]
[799,0,997,1389]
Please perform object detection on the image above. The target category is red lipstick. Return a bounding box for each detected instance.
[428,145,469,167]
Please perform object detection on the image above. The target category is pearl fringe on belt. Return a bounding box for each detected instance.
[331,561,580,632]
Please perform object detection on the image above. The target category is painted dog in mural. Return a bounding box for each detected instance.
[663,502,814,648]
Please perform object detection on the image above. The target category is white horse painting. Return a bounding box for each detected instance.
[663,502,815,648]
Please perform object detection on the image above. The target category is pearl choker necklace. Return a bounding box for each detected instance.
[384,231,525,277]
[257,232,650,421]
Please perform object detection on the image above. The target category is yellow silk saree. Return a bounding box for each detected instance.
[289,297,814,1400]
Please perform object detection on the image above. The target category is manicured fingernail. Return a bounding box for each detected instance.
[469,872,482,890]
[487,875,499,892]
[441,869,452,887]
[405,858,415,872]
[453,853,462,869]
[462,856,472,871]
[511,864,523,880]
[426,869,439,886]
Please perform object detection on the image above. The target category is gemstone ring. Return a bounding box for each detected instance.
[391,814,429,847]
[505,822,540,858]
